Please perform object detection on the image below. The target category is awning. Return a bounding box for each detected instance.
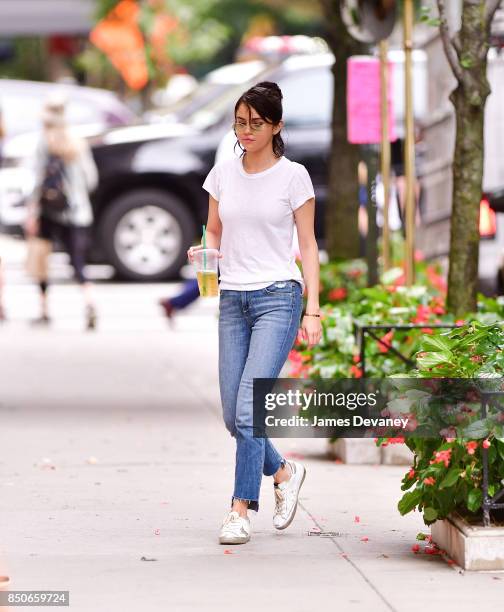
[0,0,95,36]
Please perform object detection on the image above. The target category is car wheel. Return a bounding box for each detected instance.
[100,189,196,281]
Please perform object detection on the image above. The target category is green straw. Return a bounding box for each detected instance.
[202,225,207,269]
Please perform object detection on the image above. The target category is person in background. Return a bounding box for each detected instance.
[24,95,99,330]
[158,278,200,324]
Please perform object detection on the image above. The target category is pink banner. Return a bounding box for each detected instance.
[347,56,396,145]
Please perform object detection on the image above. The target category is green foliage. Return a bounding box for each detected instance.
[0,38,48,81]
[288,246,504,526]
[394,321,504,526]
[418,5,440,27]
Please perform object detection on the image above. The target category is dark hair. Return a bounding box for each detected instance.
[233,81,284,158]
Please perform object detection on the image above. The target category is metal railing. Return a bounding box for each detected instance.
[353,322,459,377]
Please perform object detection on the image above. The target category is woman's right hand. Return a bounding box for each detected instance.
[187,245,204,264]
[187,244,222,264]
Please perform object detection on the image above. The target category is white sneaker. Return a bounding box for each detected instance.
[218,511,251,544]
[273,460,306,530]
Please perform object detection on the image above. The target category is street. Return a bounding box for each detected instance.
[0,235,503,612]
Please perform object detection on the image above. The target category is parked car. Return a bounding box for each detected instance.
[0,79,136,137]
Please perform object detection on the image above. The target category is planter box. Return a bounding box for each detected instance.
[431,513,504,571]
[327,439,413,465]
[380,443,413,465]
[327,439,381,464]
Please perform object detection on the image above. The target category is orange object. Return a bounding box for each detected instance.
[479,198,497,237]
[90,0,148,90]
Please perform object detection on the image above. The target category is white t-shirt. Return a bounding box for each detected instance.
[202,155,315,291]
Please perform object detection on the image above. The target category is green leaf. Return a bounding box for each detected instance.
[496,440,504,461]
[417,351,453,368]
[423,507,438,522]
[439,468,462,489]
[461,56,474,69]
[461,419,490,439]
[421,335,453,352]
[398,488,423,515]
[467,488,483,513]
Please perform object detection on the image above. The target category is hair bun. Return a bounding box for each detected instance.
[255,81,282,100]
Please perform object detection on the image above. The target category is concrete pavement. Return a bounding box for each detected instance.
[0,235,503,611]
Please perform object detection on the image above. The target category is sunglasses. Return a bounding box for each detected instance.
[233,120,266,133]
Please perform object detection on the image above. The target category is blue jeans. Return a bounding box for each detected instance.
[218,280,303,512]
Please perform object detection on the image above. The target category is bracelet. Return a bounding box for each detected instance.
[303,313,320,317]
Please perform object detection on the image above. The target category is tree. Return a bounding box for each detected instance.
[319,0,368,261]
[436,0,502,315]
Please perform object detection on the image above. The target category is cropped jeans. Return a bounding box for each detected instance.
[218,279,303,512]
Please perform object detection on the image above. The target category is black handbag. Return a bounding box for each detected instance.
[39,154,69,214]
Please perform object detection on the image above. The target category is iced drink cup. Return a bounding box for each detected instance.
[193,248,219,297]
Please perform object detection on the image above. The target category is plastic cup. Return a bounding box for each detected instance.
[193,248,219,297]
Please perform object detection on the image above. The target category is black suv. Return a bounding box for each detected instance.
[90,54,334,280]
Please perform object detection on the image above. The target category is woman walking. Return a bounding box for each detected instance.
[189,81,322,544]
[25,95,98,329]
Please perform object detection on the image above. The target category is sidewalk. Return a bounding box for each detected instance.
[0,301,503,612]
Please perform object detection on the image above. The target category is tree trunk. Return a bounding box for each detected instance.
[320,0,367,260]
[447,84,486,314]
[444,0,494,315]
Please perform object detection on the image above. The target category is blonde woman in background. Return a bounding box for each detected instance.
[25,95,99,329]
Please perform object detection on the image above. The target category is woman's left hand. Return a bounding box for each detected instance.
[301,315,322,347]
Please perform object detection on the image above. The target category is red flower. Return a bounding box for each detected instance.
[411,544,420,553]
[352,355,361,364]
[407,468,416,479]
[347,268,363,278]
[482,439,491,449]
[378,330,394,353]
[421,328,434,335]
[423,477,436,486]
[466,441,478,455]
[455,319,465,327]
[415,304,432,323]
[350,365,363,378]
[288,350,311,378]
[328,287,348,301]
[429,449,452,468]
